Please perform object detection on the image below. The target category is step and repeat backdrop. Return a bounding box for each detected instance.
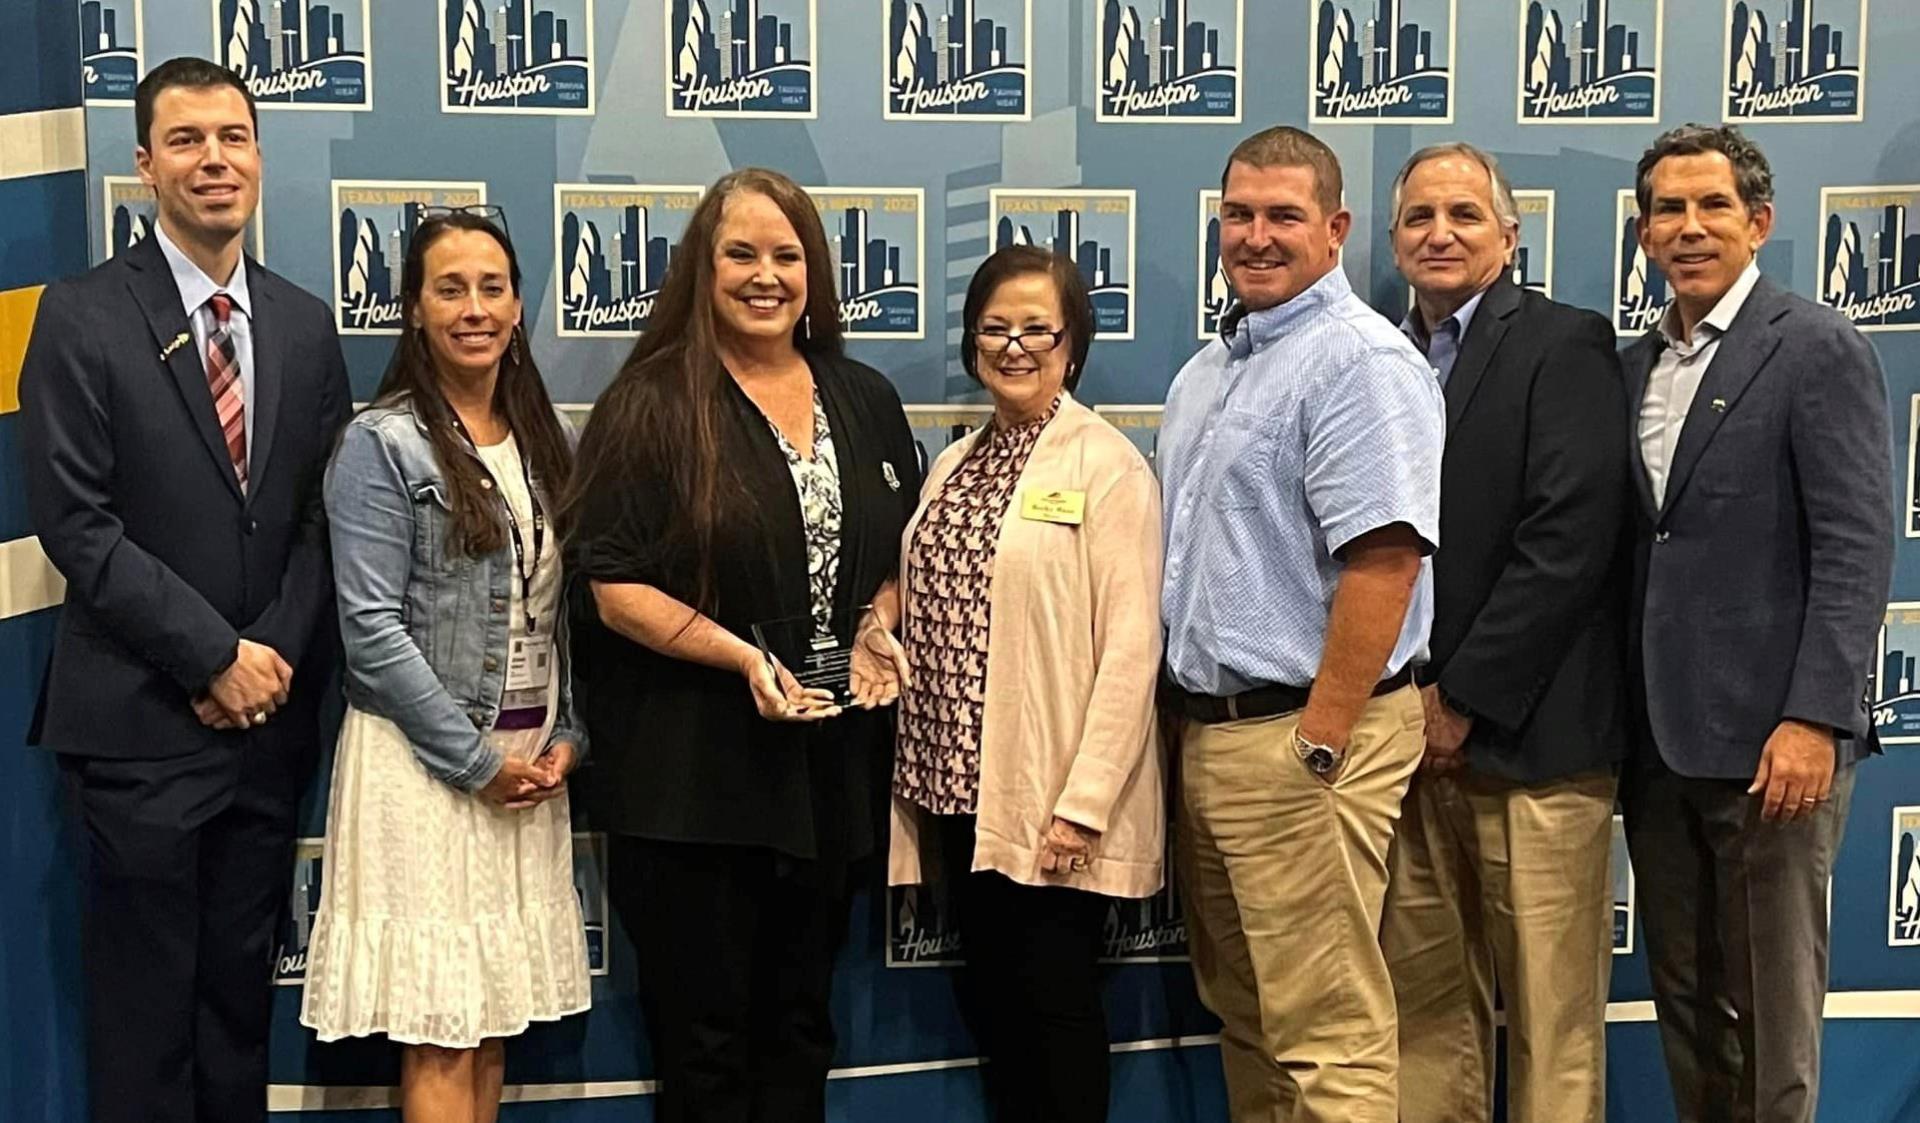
[46,0,1920,1117]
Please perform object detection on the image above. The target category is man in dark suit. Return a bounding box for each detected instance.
[1377,142,1631,1123]
[19,58,350,1123]
[1620,124,1893,1123]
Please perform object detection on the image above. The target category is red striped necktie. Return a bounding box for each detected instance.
[205,292,247,493]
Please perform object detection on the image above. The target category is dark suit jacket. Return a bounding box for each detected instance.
[1623,275,1894,779]
[1416,275,1633,784]
[20,234,351,761]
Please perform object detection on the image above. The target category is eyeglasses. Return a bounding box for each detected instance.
[416,203,510,235]
[972,327,1068,355]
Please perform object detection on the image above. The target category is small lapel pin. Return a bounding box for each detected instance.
[159,331,190,361]
[1710,398,1728,413]
[881,461,901,492]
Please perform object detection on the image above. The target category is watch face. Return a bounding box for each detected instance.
[1305,747,1338,774]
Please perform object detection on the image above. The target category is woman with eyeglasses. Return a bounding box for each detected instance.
[563,167,920,1120]
[859,245,1166,1121]
[300,208,590,1121]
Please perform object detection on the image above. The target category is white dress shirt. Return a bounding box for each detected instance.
[1639,261,1760,509]
[154,222,256,464]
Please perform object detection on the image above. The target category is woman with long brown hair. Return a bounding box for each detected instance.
[566,168,919,1120]
[301,209,590,1121]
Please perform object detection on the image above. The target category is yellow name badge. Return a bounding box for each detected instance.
[1020,488,1086,526]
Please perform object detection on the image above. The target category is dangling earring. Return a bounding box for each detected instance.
[802,313,812,341]
[509,326,523,366]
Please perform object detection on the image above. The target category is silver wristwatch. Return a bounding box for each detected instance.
[1294,728,1346,776]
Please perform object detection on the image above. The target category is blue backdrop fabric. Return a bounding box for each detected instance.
[7,0,1920,1119]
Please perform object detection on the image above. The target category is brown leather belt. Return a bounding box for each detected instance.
[1161,666,1413,725]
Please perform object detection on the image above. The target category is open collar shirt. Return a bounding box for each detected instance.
[1159,266,1445,697]
[1400,287,1487,389]
[1639,261,1761,509]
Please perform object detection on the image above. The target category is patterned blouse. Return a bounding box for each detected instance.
[895,399,1059,815]
[763,390,842,638]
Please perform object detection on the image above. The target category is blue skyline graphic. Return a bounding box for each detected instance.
[445,0,592,111]
[1315,0,1451,119]
[1616,203,1669,334]
[1201,206,1229,337]
[1728,0,1863,119]
[1824,195,1920,330]
[219,0,369,106]
[827,200,920,336]
[1895,810,1920,946]
[81,0,140,102]
[559,200,680,335]
[671,0,812,115]
[1523,0,1658,120]
[1873,605,1920,744]
[337,202,422,331]
[1100,0,1238,119]
[888,0,1026,117]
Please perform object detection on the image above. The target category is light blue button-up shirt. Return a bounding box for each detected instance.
[1400,288,1487,389]
[1159,267,1446,697]
[154,222,256,462]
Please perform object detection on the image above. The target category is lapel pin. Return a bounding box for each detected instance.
[159,332,191,361]
[881,461,901,492]
[1710,397,1728,412]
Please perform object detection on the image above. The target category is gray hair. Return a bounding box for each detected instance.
[1634,123,1774,216]
[1389,142,1519,231]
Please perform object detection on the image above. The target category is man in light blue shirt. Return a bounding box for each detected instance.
[1160,125,1443,1123]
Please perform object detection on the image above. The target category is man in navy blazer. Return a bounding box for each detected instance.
[1619,124,1894,1123]
[20,58,350,1123]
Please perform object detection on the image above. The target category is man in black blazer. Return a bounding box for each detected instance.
[1377,142,1631,1123]
[20,58,350,1123]
[1620,125,1893,1123]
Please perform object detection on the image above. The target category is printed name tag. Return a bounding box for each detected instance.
[502,633,552,712]
[1020,488,1086,526]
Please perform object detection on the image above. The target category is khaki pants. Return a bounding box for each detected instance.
[1380,768,1618,1123]
[1175,686,1425,1123]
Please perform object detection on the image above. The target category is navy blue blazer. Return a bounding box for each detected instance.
[20,233,351,760]
[1622,274,1894,779]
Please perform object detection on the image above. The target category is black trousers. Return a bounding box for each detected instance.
[60,740,306,1123]
[935,815,1112,1123]
[608,835,852,1123]
[1623,752,1856,1123]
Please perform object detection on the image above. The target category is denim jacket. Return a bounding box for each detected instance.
[325,397,587,791]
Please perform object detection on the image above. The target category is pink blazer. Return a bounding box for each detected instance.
[888,394,1165,898]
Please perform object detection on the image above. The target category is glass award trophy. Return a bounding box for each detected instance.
[749,611,858,707]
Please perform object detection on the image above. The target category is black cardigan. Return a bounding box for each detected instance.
[570,352,922,861]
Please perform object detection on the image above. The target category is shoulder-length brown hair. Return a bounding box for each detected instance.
[564,167,843,612]
[370,211,572,558]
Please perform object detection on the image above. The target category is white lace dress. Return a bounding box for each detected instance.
[300,434,590,1047]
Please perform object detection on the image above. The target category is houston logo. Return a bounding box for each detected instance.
[441,0,594,113]
[1519,0,1661,123]
[214,0,372,109]
[1099,0,1242,122]
[1725,0,1866,121]
[1311,0,1455,122]
[668,0,815,117]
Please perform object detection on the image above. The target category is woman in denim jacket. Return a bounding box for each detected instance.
[300,210,590,1120]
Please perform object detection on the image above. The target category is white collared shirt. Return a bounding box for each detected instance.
[1639,261,1761,508]
[154,222,256,463]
